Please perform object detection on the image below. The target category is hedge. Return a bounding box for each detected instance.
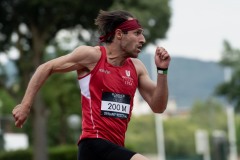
[0,145,78,160]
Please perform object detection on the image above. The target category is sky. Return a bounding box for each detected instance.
[1,0,240,64]
[158,0,240,62]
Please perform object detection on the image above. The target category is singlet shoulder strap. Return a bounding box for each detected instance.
[99,46,107,58]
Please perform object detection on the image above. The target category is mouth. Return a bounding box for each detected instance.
[136,46,142,52]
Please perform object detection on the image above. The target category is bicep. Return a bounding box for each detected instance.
[136,60,156,104]
[138,73,156,104]
[46,46,100,73]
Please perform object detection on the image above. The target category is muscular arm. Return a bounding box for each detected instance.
[135,47,170,113]
[138,65,168,113]
[12,45,101,127]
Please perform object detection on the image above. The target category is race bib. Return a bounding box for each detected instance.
[101,92,131,119]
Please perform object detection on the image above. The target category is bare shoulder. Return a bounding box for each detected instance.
[71,45,102,63]
[74,45,101,53]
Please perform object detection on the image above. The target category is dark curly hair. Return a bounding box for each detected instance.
[95,10,134,43]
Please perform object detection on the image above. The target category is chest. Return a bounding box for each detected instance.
[95,63,138,95]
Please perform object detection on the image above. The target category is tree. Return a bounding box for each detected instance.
[236,116,240,154]
[0,1,114,159]
[125,114,157,154]
[111,0,171,43]
[189,99,227,131]
[164,118,197,157]
[0,0,171,159]
[215,40,240,112]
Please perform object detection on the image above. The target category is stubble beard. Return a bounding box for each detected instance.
[120,41,138,58]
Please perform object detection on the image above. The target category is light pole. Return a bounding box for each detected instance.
[155,114,166,160]
[0,99,4,150]
[226,105,238,160]
[224,67,238,160]
[195,129,211,160]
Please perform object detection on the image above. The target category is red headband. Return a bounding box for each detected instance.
[99,19,142,43]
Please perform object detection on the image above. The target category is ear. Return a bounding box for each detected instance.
[115,29,122,40]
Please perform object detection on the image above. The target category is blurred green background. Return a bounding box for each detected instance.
[0,0,240,160]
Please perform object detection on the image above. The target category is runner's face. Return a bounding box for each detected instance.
[120,28,146,58]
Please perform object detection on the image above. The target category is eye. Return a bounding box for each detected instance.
[134,30,143,36]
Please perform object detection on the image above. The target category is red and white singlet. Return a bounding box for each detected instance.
[77,46,138,146]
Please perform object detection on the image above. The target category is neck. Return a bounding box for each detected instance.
[105,44,127,66]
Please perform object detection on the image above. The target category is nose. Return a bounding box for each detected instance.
[140,34,146,44]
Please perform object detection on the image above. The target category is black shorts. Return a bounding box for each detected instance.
[78,138,136,160]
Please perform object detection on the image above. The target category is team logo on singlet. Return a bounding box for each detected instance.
[125,70,130,77]
[101,92,131,119]
[122,70,133,86]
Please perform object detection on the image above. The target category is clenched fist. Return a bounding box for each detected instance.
[12,104,30,128]
[155,47,171,69]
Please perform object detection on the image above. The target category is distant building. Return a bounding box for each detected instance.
[133,91,190,118]
[3,133,29,151]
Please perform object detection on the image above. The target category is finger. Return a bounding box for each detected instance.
[15,120,21,128]
[12,105,20,115]
[14,113,23,126]
[12,110,19,121]
[12,113,17,121]
[156,47,166,56]
[15,119,24,128]
[159,48,168,58]
[12,108,17,115]
[162,53,169,60]
[155,47,160,55]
